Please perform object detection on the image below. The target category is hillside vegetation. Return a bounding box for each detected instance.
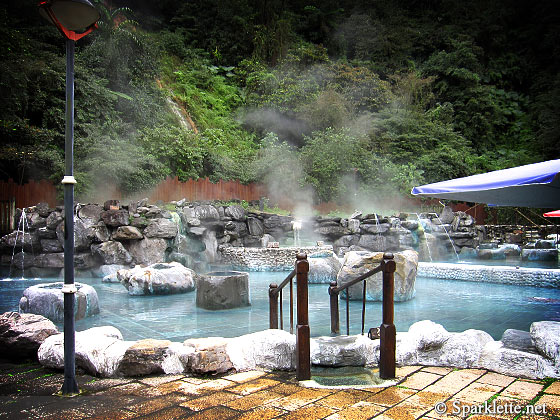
[1,0,558,207]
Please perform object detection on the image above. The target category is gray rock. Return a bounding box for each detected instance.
[77,204,103,228]
[360,223,390,234]
[193,205,219,220]
[112,226,143,241]
[74,252,97,269]
[118,262,198,295]
[478,341,558,379]
[92,241,133,265]
[100,209,129,227]
[315,225,351,239]
[118,339,173,376]
[87,222,110,243]
[196,271,250,309]
[38,326,130,377]
[501,329,538,353]
[225,221,248,239]
[227,329,295,371]
[93,264,129,278]
[56,218,91,252]
[334,235,359,249]
[401,220,419,230]
[188,226,206,236]
[46,211,63,229]
[33,253,65,268]
[308,252,342,283]
[125,238,167,265]
[438,206,455,224]
[536,239,556,249]
[310,335,377,367]
[40,239,63,253]
[28,213,46,229]
[144,219,178,239]
[247,217,264,236]
[531,321,560,366]
[357,234,386,251]
[337,250,418,301]
[35,202,52,218]
[11,252,34,270]
[19,282,99,322]
[0,312,59,360]
[1,231,38,252]
[184,337,233,374]
[225,205,246,221]
[37,227,57,239]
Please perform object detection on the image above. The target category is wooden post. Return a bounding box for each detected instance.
[329,281,339,334]
[379,253,396,379]
[295,254,310,381]
[269,283,278,329]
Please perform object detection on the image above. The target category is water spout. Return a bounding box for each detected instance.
[292,220,302,247]
[433,213,460,261]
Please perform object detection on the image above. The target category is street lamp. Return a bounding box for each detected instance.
[38,0,99,396]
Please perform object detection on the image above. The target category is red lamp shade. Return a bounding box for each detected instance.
[39,0,100,40]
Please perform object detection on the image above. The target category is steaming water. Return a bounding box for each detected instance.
[1,272,559,341]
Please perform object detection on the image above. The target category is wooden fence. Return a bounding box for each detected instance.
[0,199,16,236]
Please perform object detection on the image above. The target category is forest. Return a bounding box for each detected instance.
[0,0,558,209]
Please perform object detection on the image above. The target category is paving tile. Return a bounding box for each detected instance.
[94,381,149,396]
[535,393,560,415]
[487,396,529,419]
[85,408,137,420]
[421,367,453,376]
[225,390,282,410]
[79,377,133,393]
[476,373,516,388]
[185,406,239,420]
[423,400,469,419]
[543,381,560,395]
[324,401,386,420]
[177,378,235,396]
[400,372,442,391]
[396,366,424,377]
[232,406,286,420]
[134,406,191,419]
[139,375,185,386]
[179,391,239,411]
[422,370,482,395]
[153,380,188,395]
[269,382,303,396]
[227,378,280,395]
[222,371,268,383]
[316,390,368,410]
[501,380,543,400]
[282,404,335,420]
[269,388,333,411]
[454,382,502,403]
[405,390,451,409]
[126,394,189,416]
[377,400,432,420]
[366,387,416,407]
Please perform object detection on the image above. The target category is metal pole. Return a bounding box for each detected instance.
[61,38,78,396]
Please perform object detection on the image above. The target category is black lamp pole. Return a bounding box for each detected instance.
[38,0,99,396]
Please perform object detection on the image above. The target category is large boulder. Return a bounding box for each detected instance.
[530,321,560,366]
[112,226,143,241]
[308,252,342,284]
[125,237,168,265]
[193,205,219,221]
[19,282,100,322]
[337,250,418,301]
[117,262,198,295]
[196,271,250,310]
[100,209,129,227]
[117,339,173,376]
[38,326,131,377]
[143,219,178,239]
[225,205,246,221]
[92,241,133,265]
[77,204,103,228]
[227,329,295,371]
[247,217,264,236]
[310,335,378,367]
[0,312,59,360]
[184,337,233,374]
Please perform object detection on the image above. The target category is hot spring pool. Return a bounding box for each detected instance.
[2,272,560,341]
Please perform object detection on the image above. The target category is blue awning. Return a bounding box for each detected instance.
[411,159,560,208]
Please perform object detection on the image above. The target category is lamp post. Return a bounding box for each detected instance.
[38,0,99,396]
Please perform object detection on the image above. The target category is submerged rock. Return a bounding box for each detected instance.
[19,282,99,323]
[337,250,418,301]
[117,262,198,295]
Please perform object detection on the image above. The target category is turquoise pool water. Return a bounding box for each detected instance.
[1,272,560,341]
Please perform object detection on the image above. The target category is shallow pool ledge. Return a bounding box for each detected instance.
[418,262,560,287]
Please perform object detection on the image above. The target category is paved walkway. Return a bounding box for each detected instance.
[0,361,559,419]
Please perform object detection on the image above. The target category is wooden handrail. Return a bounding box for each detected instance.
[269,268,296,331]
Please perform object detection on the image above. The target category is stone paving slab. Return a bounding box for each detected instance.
[0,360,559,419]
